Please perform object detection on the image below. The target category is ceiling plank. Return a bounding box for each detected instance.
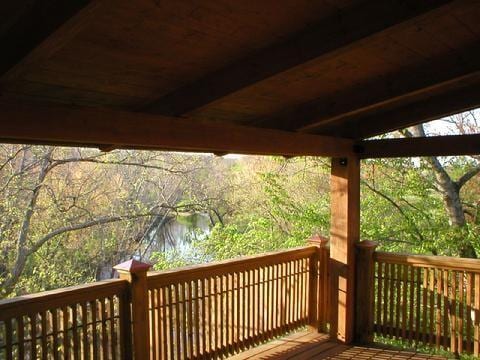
[0,101,354,157]
[143,0,452,116]
[0,0,105,82]
[262,48,480,133]
[319,82,480,139]
[358,134,480,158]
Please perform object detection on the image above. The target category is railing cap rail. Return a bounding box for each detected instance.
[0,279,127,320]
[147,245,317,287]
[374,251,480,272]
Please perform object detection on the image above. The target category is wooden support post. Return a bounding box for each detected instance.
[114,259,151,360]
[355,240,378,343]
[308,235,330,332]
[329,156,360,343]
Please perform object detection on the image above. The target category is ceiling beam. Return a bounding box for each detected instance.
[358,134,480,158]
[143,0,452,116]
[262,47,480,133]
[0,101,354,157]
[319,82,480,139]
[0,0,104,82]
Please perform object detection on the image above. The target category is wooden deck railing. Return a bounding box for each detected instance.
[146,246,323,359]
[0,244,329,359]
[0,279,129,359]
[3,241,480,359]
[372,251,480,357]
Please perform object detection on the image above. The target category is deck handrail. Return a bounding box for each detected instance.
[147,245,317,287]
[0,279,127,320]
[375,251,480,272]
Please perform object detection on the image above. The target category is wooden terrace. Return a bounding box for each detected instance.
[1,0,480,359]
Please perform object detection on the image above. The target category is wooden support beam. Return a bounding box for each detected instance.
[320,83,480,139]
[144,0,452,116]
[274,57,480,133]
[0,0,102,81]
[329,156,360,343]
[0,101,354,157]
[357,134,480,158]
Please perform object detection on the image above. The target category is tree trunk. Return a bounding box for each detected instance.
[409,125,477,258]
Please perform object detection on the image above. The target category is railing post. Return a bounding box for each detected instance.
[114,259,151,359]
[308,235,329,332]
[354,240,378,344]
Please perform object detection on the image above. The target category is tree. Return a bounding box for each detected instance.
[0,145,212,297]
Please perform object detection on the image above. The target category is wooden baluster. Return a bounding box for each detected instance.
[474,273,480,357]
[443,270,449,351]
[52,308,60,360]
[213,276,219,357]
[202,278,207,357]
[429,269,435,347]
[149,290,156,360]
[376,262,383,336]
[415,267,421,344]
[41,311,48,359]
[395,264,401,339]
[174,283,181,360]
[408,266,415,344]
[228,273,235,354]
[467,272,473,354]
[109,297,117,360]
[166,286,174,360]
[245,270,250,347]
[187,281,194,359]
[285,262,288,332]
[194,280,200,358]
[292,261,298,327]
[451,271,458,354]
[72,305,79,360]
[81,303,88,360]
[402,264,408,340]
[182,283,188,360]
[458,271,464,354]
[436,270,442,350]
[382,263,389,337]
[422,268,428,344]
[101,299,109,360]
[389,264,395,338]
[30,314,37,360]
[249,269,254,346]
[61,307,68,360]
[220,275,225,354]
[91,301,99,360]
[18,316,25,359]
[157,286,168,360]
[236,272,241,352]
[5,319,12,360]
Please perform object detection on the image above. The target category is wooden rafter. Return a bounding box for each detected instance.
[0,0,100,80]
[0,101,354,157]
[323,82,480,139]
[262,50,480,134]
[143,0,452,116]
[358,134,480,158]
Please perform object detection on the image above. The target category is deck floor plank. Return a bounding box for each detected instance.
[227,330,447,359]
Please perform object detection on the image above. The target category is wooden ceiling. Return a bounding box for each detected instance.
[1,0,480,156]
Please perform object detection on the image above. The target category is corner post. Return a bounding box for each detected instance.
[329,156,360,343]
[114,259,151,359]
[355,240,378,343]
